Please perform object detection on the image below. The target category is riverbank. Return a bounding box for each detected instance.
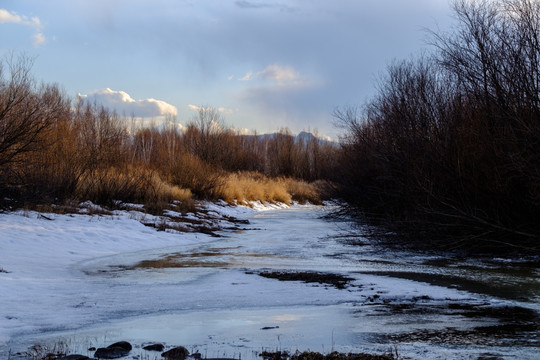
[1,202,539,360]
[7,340,396,360]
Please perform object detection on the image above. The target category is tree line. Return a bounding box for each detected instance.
[334,0,540,253]
[3,0,539,254]
[0,56,336,210]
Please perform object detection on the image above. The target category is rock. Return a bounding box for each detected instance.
[161,346,189,360]
[59,355,95,360]
[94,341,132,359]
[88,347,96,351]
[107,341,132,351]
[94,348,128,359]
[143,343,165,351]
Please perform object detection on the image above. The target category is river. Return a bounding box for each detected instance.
[2,204,539,359]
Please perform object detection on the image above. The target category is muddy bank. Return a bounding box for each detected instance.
[257,271,355,289]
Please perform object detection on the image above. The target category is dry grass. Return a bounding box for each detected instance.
[216,172,292,204]
[166,153,224,199]
[75,166,192,210]
[283,178,322,205]
[214,172,324,205]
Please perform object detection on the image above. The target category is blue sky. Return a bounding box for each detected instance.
[0,0,453,138]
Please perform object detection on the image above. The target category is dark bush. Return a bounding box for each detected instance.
[334,0,540,253]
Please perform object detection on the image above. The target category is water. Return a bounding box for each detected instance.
[4,205,540,359]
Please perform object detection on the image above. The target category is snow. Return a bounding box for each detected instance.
[1,202,538,359]
[0,210,204,344]
[0,203,315,348]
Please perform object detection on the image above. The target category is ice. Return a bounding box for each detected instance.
[1,202,538,360]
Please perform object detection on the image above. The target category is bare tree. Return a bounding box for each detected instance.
[0,55,66,168]
[184,106,226,164]
[0,55,71,203]
[333,1,540,252]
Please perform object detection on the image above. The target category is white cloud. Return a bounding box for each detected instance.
[187,104,201,111]
[217,106,235,115]
[239,72,253,81]
[33,32,46,46]
[79,88,178,118]
[30,16,41,27]
[258,64,299,82]
[187,104,235,115]
[235,127,251,135]
[0,9,23,24]
[237,64,309,88]
[0,8,46,46]
[160,119,185,132]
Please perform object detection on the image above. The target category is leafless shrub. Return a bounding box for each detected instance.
[0,55,72,205]
[335,0,540,253]
[1,61,334,212]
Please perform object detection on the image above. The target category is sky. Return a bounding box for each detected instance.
[0,0,454,139]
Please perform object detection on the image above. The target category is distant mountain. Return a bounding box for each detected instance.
[244,131,337,145]
[296,131,317,143]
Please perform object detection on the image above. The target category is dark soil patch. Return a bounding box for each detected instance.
[373,302,540,347]
[447,304,539,321]
[260,351,394,360]
[356,270,540,301]
[125,248,283,270]
[370,302,539,322]
[382,324,540,347]
[128,255,230,269]
[141,221,223,237]
[140,207,251,237]
[258,271,354,289]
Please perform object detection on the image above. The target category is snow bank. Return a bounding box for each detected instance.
[0,206,220,345]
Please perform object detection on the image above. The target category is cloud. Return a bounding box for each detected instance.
[235,1,294,12]
[217,106,235,115]
[239,72,253,81]
[0,9,45,46]
[0,9,23,24]
[258,64,299,84]
[235,1,271,9]
[187,104,236,115]
[235,127,251,135]
[187,104,201,112]
[236,63,328,134]
[33,32,46,46]
[79,88,178,118]
[237,64,309,88]
[160,119,185,132]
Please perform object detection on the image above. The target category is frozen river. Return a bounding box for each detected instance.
[1,203,539,359]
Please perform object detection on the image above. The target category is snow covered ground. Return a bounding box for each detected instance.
[1,202,539,359]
